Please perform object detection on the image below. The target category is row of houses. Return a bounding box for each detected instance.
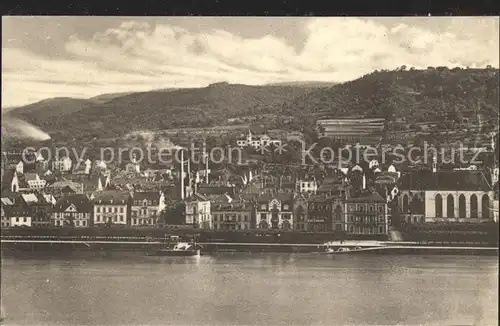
[1,146,498,233]
[1,190,165,229]
[1,180,388,235]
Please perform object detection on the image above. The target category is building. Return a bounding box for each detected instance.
[236,130,282,149]
[51,157,72,172]
[2,195,31,227]
[1,197,15,228]
[316,117,385,144]
[93,191,132,227]
[212,201,253,230]
[2,169,20,193]
[46,180,84,197]
[22,193,52,228]
[53,194,93,227]
[184,193,212,229]
[293,193,308,230]
[131,191,166,227]
[295,178,318,194]
[197,185,237,202]
[345,191,388,235]
[398,170,495,223]
[306,195,338,232]
[255,193,294,229]
[493,182,499,222]
[24,173,47,190]
[7,159,24,175]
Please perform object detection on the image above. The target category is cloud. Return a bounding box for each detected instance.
[2,17,499,107]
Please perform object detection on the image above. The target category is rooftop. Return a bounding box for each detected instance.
[399,170,493,192]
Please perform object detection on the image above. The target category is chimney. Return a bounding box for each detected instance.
[180,150,184,200]
[205,151,209,184]
[187,155,191,184]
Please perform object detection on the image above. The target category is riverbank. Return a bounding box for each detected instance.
[1,240,498,256]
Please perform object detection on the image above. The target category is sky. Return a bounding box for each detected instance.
[2,16,499,108]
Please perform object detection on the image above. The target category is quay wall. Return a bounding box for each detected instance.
[1,240,498,256]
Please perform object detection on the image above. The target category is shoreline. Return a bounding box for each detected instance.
[1,240,498,256]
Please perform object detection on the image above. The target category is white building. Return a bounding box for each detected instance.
[24,173,47,190]
[255,193,294,229]
[236,131,282,149]
[51,157,72,172]
[295,179,318,194]
[399,170,495,224]
[185,193,212,229]
[93,191,131,226]
[131,191,166,226]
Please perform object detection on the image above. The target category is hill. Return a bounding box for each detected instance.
[266,81,338,88]
[6,68,499,142]
[285,67,499,125]
[7,82,316,140]
[7,97,96,123]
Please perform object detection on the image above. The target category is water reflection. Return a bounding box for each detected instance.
[1,253,497,326]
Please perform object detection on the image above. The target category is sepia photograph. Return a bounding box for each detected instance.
[1,16,499,325]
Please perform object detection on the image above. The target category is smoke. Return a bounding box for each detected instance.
[1,115,51,141]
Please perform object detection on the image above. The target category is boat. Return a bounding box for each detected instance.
[146,235,202,257]
[321,240,382,254]
[147,241,201,257]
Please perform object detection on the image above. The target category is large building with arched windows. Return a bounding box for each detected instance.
[398,170,495,223]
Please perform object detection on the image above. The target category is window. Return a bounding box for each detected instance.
[120,207,124,213]
[435,194,443,218]
[447,195,454,218]
[470,195,478,218]
[482,195,490,219]
[458,194,466,218]
[96,207,101,213]
[120,216,124,222]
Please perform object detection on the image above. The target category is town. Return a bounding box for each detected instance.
[1,122,499,245]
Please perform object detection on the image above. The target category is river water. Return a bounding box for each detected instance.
[1,253,498,326]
